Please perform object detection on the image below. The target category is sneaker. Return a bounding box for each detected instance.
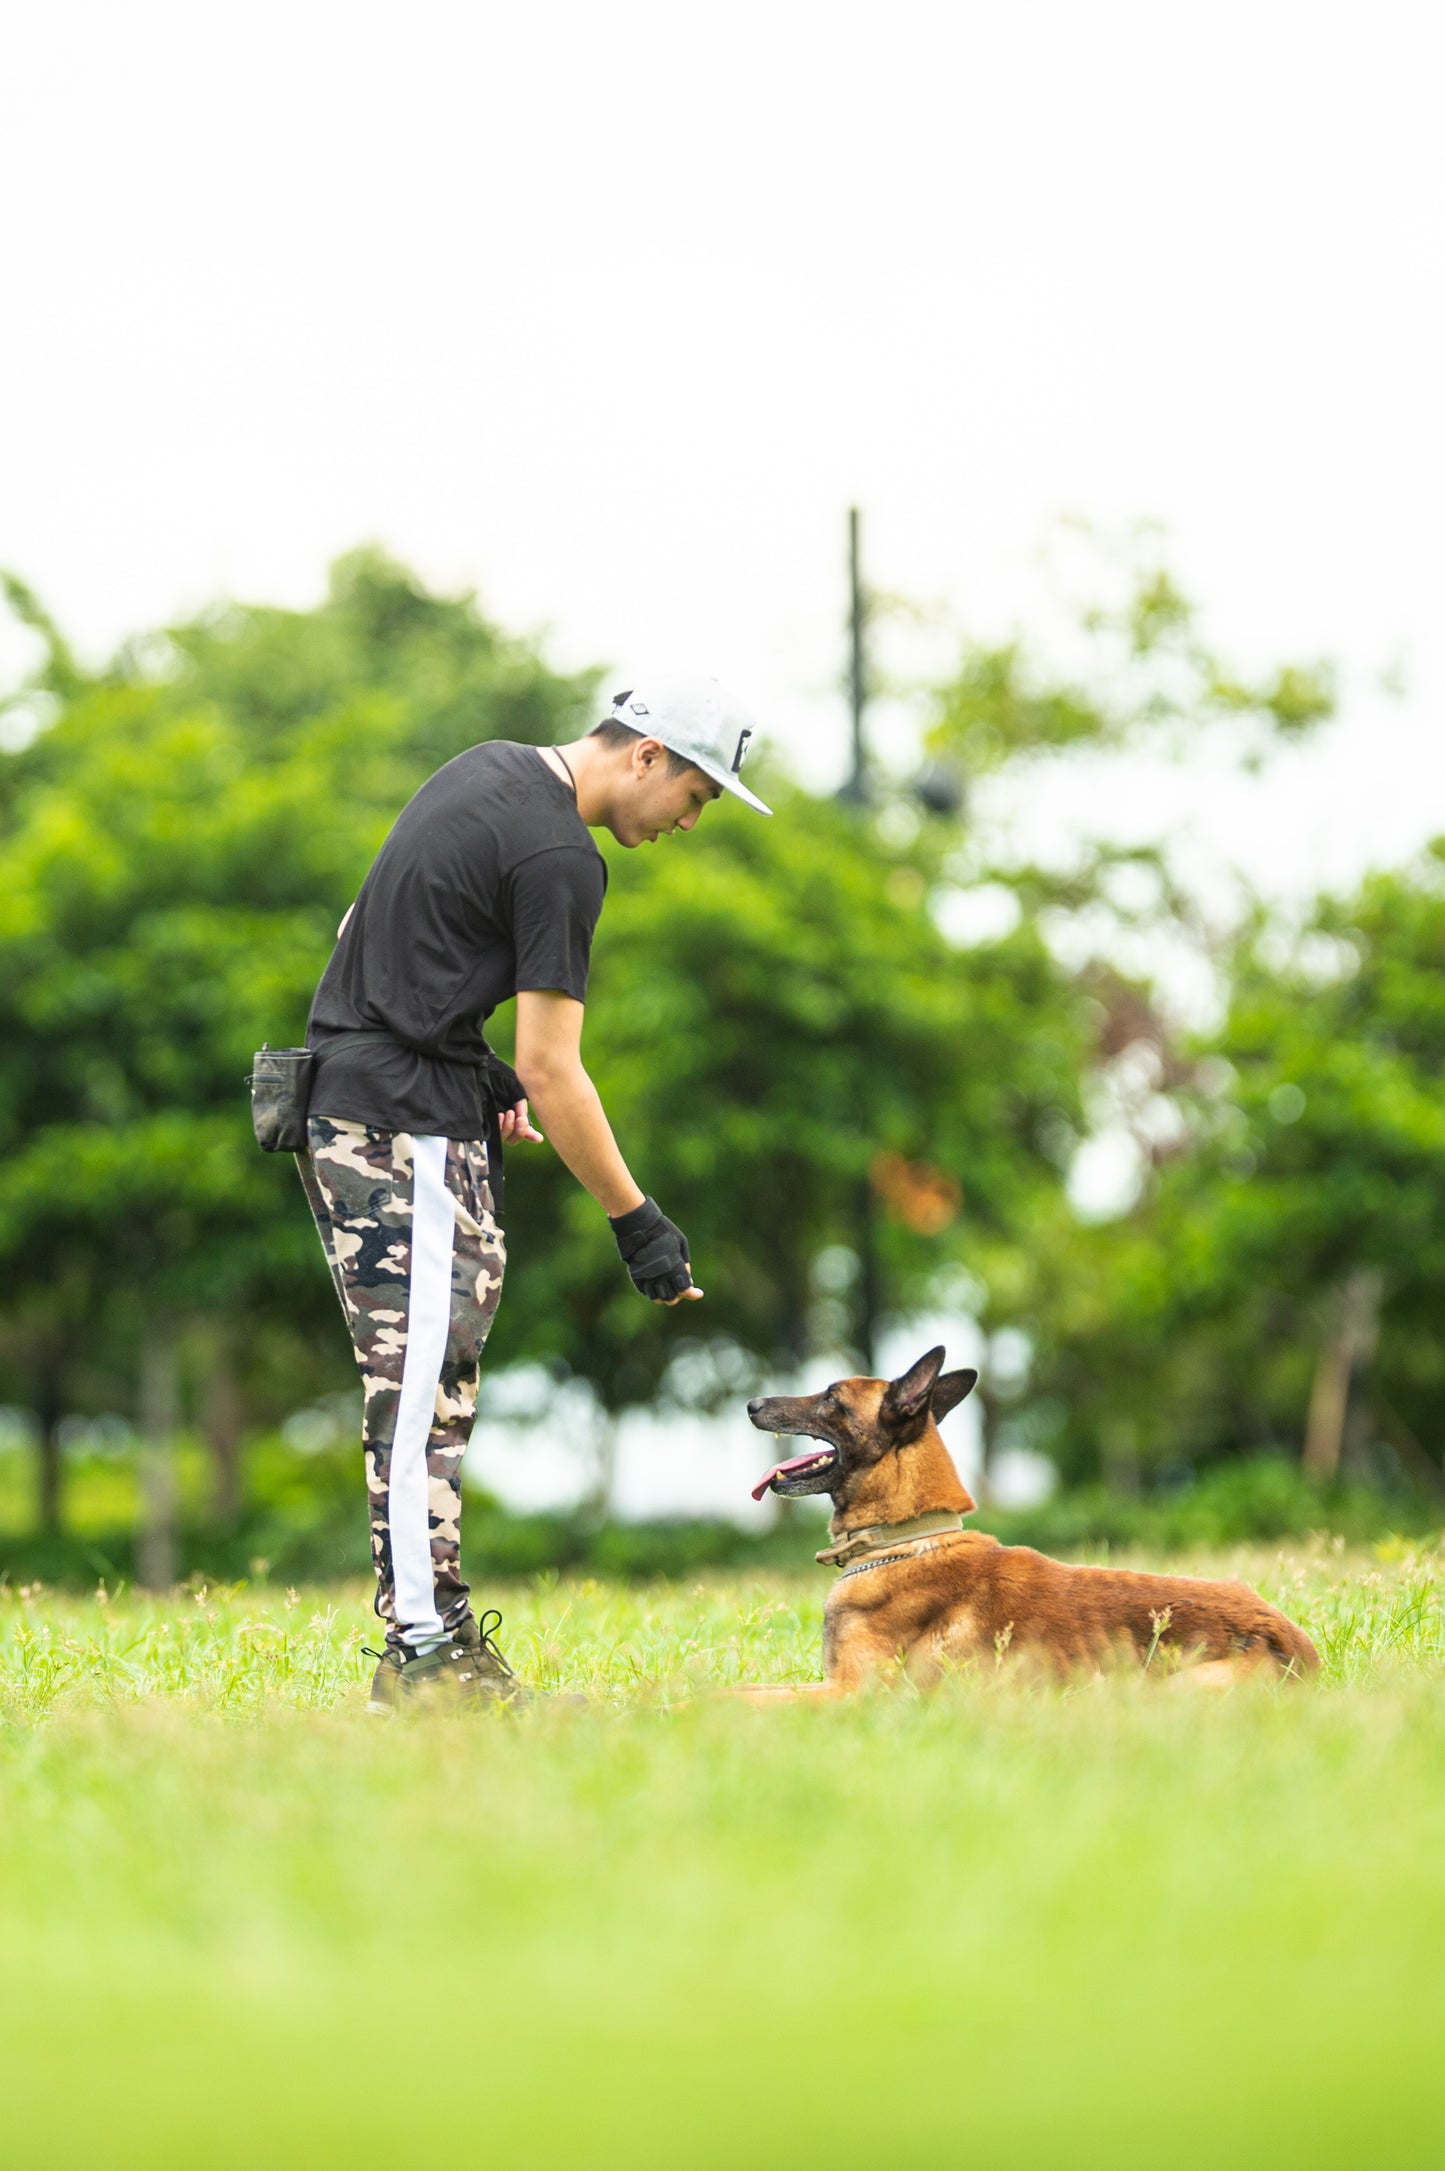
[365,1608,528,1714]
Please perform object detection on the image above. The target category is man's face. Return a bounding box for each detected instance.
[613,738,722,848]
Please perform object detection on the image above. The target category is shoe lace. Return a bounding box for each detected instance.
[476,1608,515,1677]
[362,1626,511,1676]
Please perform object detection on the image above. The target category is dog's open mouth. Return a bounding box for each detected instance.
[750,1446,839,1501]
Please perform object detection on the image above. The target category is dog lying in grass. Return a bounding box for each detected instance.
[745,1346,1320,1694]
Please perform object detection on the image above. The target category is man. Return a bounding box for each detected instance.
[297,674,771,1710]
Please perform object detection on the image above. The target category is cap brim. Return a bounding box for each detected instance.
[690,753,773,816]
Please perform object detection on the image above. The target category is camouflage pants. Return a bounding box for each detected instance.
[297,1117,505,1652]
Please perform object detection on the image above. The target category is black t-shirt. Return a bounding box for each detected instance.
[307,740,608,1138]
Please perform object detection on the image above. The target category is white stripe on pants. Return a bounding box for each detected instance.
[389,1134,455,1647]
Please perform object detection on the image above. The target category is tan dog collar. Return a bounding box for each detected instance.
[816,1512,966,1571]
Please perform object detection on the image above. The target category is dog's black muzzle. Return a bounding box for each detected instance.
[747,1396,841,1500]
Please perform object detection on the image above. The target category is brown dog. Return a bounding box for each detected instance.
[746,1346,1319,1692]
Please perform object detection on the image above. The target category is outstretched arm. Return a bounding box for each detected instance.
[513,989,702,1304]
[513,990,642,1213]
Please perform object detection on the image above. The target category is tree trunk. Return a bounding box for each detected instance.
[779,1240,810,1373]
[580,1411,618,1526]
[856,1178,881,1375]
[138,1320,180,1589]
[200,1330,245,1526]
[973,1381,1001,1504]
[1370,1396,1445,1504]
[1099,1416,1140,1497]
[1303,1269,1383,1484]
[34,1362,64,1537]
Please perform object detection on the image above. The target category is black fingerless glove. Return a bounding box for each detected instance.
[483,1051,526,1110]
[609,1196,693,1301]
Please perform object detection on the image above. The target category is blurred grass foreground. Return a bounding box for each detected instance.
[2,1555,1444,2169]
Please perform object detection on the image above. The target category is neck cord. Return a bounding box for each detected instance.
[550,748,578,799]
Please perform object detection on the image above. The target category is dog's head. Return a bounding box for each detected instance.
[747,1346,978,1515]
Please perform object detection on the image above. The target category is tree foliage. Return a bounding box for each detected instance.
[3,539,1418,1538]
[1012,850,1445,1490]
[925,561,1334,778]
[0,553,593,1467]
[0,550,1086,1467]
[491,778,1087,1408]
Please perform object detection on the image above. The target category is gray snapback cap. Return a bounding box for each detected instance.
[607,674,772,815]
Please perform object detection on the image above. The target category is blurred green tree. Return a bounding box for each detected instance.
[0,538,1359,1552]
[0,551,1092,1535]
[1012,850,1445,1498]
[488,774,1089,1413]
[0,551,594,1551]
[923,558,1335,780]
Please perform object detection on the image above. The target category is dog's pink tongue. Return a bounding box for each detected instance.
[750,1452,825,1502]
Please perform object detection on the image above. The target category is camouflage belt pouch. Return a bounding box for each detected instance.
[247,1044,314,1154]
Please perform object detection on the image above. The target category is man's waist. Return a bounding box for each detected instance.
[309,1025,489,1069]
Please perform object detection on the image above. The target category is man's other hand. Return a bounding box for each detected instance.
[498,1099,545,1145]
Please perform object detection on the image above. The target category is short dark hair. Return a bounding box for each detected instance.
[588,715,697,778]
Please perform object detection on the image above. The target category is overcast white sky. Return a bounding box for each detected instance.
[4,0,1442,912]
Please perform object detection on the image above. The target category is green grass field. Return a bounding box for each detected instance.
[3,1544,1444,2168]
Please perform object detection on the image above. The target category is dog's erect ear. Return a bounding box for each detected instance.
[883,1346,947,1429]
[930,1368,978,1422]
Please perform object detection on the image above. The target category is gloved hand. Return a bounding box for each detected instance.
[609,1196,695,1302]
